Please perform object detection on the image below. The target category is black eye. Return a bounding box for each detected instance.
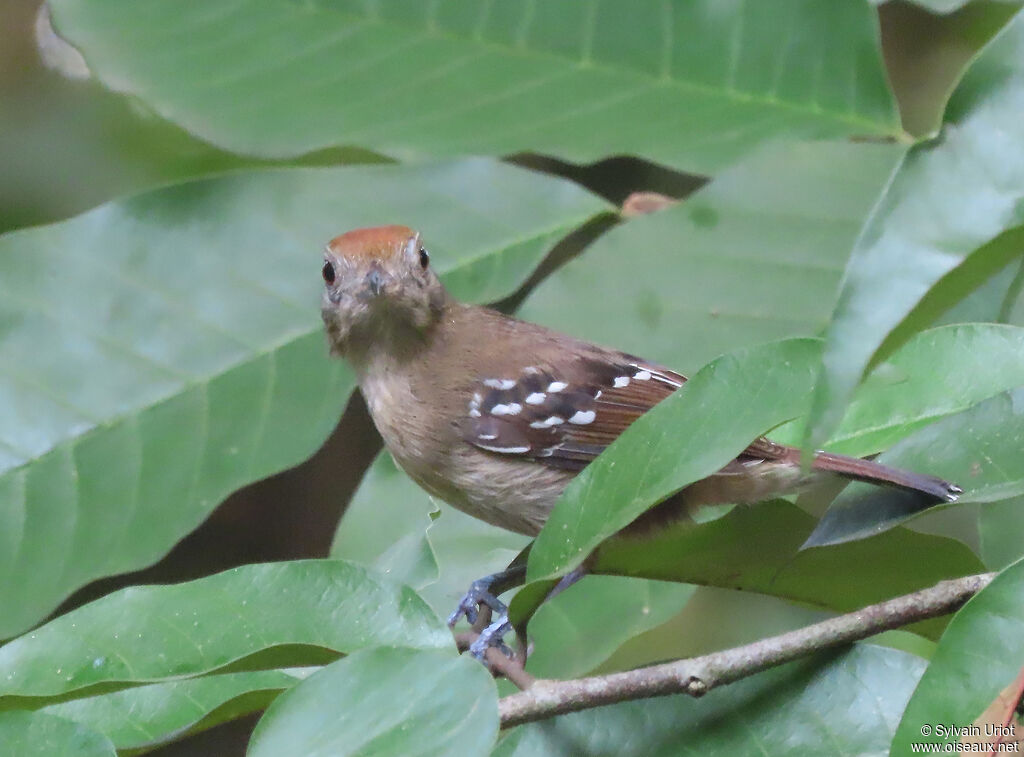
[418,248,430,269]
[322,261,336,285]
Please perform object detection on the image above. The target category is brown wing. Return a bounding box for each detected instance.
[459,353,794,472]
[459,355,737,471]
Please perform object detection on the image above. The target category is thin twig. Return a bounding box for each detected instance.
[455,631,536,690]
[500,572,995,728]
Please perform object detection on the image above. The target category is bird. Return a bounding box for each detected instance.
[321,224,961,655]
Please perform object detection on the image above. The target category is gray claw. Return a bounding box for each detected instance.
[468,615,514,660]
[448,577,508,629]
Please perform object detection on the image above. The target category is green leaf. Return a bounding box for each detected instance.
[892,559,1024,754]
[818,323,1024,456]
[332,453,442,592]
[549,499,983,641]
[979,494,1024,571]
[0,711,115,757]
[331,451,530,616]
[0,560,449,699]
[594,586,836,674]
[807,9,1024,452]
[250,647,497,757]
[528,338,823,582]
[524,576,696,679]
[40,669,306,751]
[808,389,1024,547]
[520,139,906,374]
[496,646,924,757]
[937,256,1024,325]
[0,158,606,638]
[49,0,900,173]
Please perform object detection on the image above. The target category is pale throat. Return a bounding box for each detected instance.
[340,308,434,373]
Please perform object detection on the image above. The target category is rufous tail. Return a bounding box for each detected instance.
[808,450,962,503]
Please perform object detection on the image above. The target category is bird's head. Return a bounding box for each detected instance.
[321,225,448,357]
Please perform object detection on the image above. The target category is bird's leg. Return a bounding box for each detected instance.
[447,565,527,629]
[546,564,588,601]
[467,614,516,660]
[464,565,588,661]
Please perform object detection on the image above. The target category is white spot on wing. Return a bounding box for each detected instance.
[484,378,517,390]
[652,373,683,387]
[568,410,596,425]
[613,376,630,388]
[491,403,522,416]
[477,443,530,454]
[638,366,683,387]
[469,409,481,418]
[530,416,565,428]
[633,370,652,381]
[525,392,546,405]
[478,432,498,440]
[547,381,568,393]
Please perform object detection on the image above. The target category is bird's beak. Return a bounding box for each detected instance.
[363,264,390,298]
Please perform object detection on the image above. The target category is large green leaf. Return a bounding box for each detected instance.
[41,669,307,751]
[770,322,1024,454]
[495,646,924,757]
[0,711,116,757]
[807,389,1024,547]
[0,560,448,700]
[979,494,1024,571]
[528,338,823,582]
[591,585,839,676]
[815,324,1024,456]
[249,647,498,757]
[0,158,606,638]
[807,9,1024,452]
[519,139,905,374]
[524,576,696,679]
[892,558,1024,754]
[559,499,983,641]
[332,452,443,592]
[331,451,530,613]
[49,0,900,173]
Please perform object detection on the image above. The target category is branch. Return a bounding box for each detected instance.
[500,572,995,728]
[455,631,536,691]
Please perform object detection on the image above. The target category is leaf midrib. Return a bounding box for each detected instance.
[62,0,901,135]
[312,8,895,132]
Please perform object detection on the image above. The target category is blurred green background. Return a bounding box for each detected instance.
[0,1,1018,753]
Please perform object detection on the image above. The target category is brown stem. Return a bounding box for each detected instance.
[500,572,995,728]
[455,631,536,691]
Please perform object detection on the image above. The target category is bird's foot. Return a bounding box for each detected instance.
[447,575,508,628]
[467,614,515,660]
[447,565,526,629]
